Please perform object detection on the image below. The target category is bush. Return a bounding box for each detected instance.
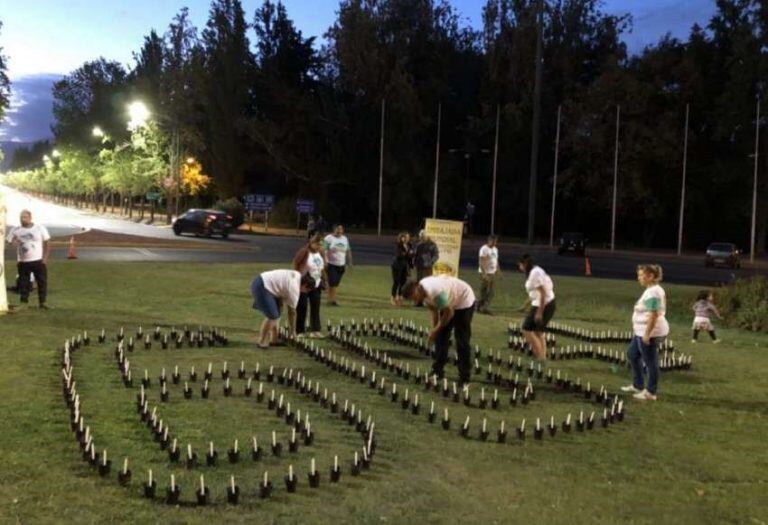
[214,197,245,228]
[718,276,768,333]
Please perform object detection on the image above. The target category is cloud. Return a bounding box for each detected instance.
[0,73,60,143]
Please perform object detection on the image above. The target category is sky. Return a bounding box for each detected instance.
[0,0,717,143]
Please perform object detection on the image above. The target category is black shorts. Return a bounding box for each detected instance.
[522,300,556,332]
[327,264,345,287]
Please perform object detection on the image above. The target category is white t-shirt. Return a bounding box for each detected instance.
[525,266,555,307]
[300,251,325,287]
[419,275,476,310]
[6,224,51,262]
[324,234,349,267]
[632,285,669,337]
[261,270,302,309]
[478,245,499,274]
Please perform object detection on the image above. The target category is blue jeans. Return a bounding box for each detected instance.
[627,336,664,395]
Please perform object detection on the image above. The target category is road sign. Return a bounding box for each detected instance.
[296,198,315,214]
[245,194,275,212]
[146,191,163,201]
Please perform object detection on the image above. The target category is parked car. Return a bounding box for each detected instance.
[558,232,587,256]
[705,242,741,268]
[173,209,233,239]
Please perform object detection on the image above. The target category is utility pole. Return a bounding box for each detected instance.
[491,104,501,235]
[750,97,760,264]
[378,98,385,236]
[610,104,621,252]
[527,0,544,244]
[432,102,442,218]
[677,104,690,256]
[549,105,561,247]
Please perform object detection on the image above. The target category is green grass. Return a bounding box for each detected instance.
[1,262,767,524]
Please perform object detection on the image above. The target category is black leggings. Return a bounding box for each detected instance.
[296,288,321,333]
[692,329,717,341]
[391,264,409,297]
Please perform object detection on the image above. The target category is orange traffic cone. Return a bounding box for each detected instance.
[584,257,592,277]
[67,236,78,260]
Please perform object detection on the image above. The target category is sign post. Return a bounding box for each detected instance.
[424,218,464,277]
[244,194,275,232]
[0,189,8,314]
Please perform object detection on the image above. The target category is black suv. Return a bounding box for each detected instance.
[173,209,233,239]
[558,232,586,256]
[705,242,741,269]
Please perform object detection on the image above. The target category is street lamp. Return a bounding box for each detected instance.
[127,101,151,131]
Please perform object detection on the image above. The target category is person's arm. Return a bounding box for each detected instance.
[43,239,51,264]
[428,306,455,343]
[710,303,722,320]
[534,286,546,322]
[287,307,297,336]
[643,311,659,345]
[347,244,353,268]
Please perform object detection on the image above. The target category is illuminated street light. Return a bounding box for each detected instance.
[127,101,151,130]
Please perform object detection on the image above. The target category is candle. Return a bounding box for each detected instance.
[200,474,205,492]
[429,401,435,414]
[102,449,108,465]
[171,474,176,491]
[172,438,177,452]
[500,420,505,433]
[334,455,338,471]
[311,458,316,475]
[550,415,555,427]
[207,362,212,375]
[223,361,228,372]
[123,457,128,474]
[230,475,236,492]
[482,418,487,432]
[263,471,269,485]
[536,418,541,430]
[566,413,572,425]
[188,443,193,459]
[354,451,359,465]
[289,464,294,480]
[463,415,470,429]
[520,419,526,431]
[272,431,276,447]
[148,469,153,486]
[253,436,258,450]
[209,441,214,455]
[291,428,296,442]
[443,408,449,420]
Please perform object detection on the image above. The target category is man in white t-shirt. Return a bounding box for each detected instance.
[403,275,476,386]
[251,269,316,348]
[477,235,500,314]
[5,210,51,308]
[323,224,352,307]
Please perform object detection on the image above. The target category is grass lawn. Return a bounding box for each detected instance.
[1,262,766,524]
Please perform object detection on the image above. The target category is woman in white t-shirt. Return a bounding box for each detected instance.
[517,254,555,360]
[621,264,669,401]
[292,234,327,338]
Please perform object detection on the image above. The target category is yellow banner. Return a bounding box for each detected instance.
[424,218,464,277]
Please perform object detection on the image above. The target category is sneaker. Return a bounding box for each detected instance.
[620,385,641,393]
[633,390,657,401]
[712,339,721,344]
[311,332,326,339]
[256,343,270,349]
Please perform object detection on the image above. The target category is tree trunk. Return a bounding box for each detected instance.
[150,199,156,223]
[139,196,145,221]
[129,196,133,219]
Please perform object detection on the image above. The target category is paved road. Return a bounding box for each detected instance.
[2,185,764,285]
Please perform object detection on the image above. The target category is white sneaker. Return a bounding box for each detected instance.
[311,332,326,339]
[633,389,657,401]
[620,385,641,393]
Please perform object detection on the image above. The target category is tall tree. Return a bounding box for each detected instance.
[201,0,254,197]
[0,20,10,126]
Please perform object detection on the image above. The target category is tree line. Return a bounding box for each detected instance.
[1,0,767,252]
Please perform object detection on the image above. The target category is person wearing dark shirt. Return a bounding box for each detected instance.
[390,232,413,306]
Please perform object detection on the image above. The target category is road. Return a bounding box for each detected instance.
[2,185,764,285]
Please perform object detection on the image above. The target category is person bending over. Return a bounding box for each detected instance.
[403,275,476,387]
[517,254,556,360]
[251,270,316,348]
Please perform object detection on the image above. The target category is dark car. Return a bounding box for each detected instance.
[173,209,233,239]
[558,232,587,256]
[705,242,741,268]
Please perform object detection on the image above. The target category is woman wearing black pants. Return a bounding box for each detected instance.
[390,232,412,306]
[293,234,326,337]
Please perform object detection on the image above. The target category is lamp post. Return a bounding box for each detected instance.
[449,148,490,234]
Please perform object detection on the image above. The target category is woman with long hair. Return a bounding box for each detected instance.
[517,254,556,360]
[390,232,413,306]
[621,264,669,401]
[292,234,327,337]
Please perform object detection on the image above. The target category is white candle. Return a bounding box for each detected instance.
[253,436,258,450]
[354,451,359,465]
[289,464,294,480]
[430,401,435,414]
[444,408,449,420]
[102,449,107,465]
[123,457,128,474]
[209,441,214,455]
[144,369,149,381]
[200,474,205,492]
[148,469,153,486]
[223,361,228,372]
[520,419,526,431]
[188,443,193,459]
[536,418,541,430]
[259,383,263,395]
[226,378,230,389]
[311,457,316,475]
[500,420,505,433]
[171,474,176,491]
[172,438,177,452]
[230,475,236,491]
[272,431,276,447]
[482,418,487,432]
[334,455,338,470]
[204,379,209,391]
[566,413,572,425]
[263,471,269,485]
[291,428,296,442]
[463,415,470,429]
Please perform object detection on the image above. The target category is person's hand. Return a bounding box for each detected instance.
[641,335,650,345]
[428,329,439,343]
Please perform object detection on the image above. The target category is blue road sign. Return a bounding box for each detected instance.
[295,199,315,214]
[245,194,275,212]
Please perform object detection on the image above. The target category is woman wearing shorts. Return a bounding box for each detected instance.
[518,254,555,360]
[251,269,315,348]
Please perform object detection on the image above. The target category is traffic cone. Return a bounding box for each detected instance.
[68,236,78,260]
[584,257,592,277]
